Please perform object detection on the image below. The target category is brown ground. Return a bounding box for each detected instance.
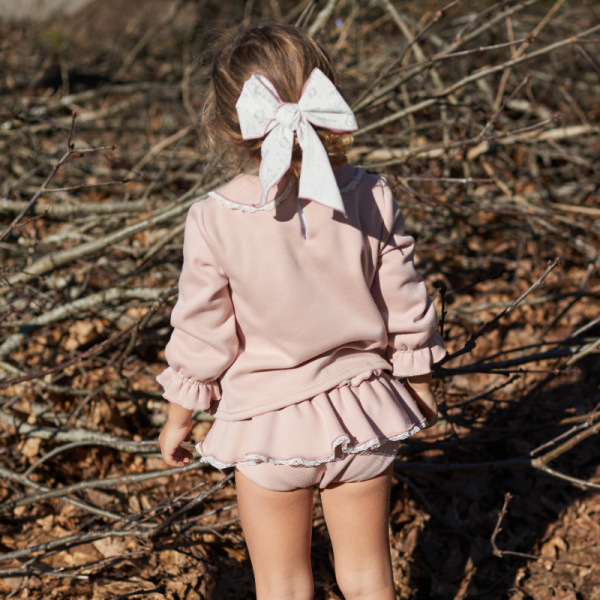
[1,1,599,598]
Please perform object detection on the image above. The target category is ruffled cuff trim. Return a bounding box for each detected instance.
[391,332,446,377]
[156,367,221,412]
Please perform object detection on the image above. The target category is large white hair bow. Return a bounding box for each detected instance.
[235,67,358,214]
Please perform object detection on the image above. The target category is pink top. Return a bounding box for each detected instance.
[156,163,446,422]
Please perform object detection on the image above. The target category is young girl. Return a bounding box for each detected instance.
[158,23,445,600]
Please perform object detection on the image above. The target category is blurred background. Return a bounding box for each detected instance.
[0,0,93,22]
[1,1,599,599]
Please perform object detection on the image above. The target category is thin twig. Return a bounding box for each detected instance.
[441,258,561,364]
[491,492,513,557]
[149,471,234,538]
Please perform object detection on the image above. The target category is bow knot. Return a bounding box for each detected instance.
[235,68,358,213]
[275,103,301,132]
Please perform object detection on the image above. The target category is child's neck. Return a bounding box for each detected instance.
[232,162,356,203]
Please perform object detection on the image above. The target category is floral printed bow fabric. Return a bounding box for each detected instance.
[235,67,358,214]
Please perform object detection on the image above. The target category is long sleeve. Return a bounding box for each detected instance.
[371,180,446,377]
[156,202,239,412]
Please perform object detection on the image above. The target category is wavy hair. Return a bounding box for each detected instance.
[201,23,353,180]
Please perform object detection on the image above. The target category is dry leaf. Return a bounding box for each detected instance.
[224,546,247,562]
[554,592,577,600]
[145,457,167,470]
[35,514,54,531]
[0,576,26,592]
[165,580,188,596]
[579,566,593,578]
[128,494,141,513]
[540,535,567,571]
[20,437,41,459]
[140,494,153,510]
[92,537,128,558]
[159,549,188,576]
[90,398,128,430]
[54,547,100,567]
[126,306,149,319]
[64,320,97,351]
[86,489,115,507]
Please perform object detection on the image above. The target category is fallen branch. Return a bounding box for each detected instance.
[441,258,561,365]
[356,22,600,135]
[0,459,205,513]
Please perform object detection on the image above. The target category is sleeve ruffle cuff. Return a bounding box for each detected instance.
[391,332,447,377]
[156,367,221,412]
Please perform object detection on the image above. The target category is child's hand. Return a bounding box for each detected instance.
[405,373,439,428]
[159,404,195,467]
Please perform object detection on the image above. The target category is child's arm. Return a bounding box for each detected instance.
[159,404,194,467]
[371,180,445,425]
[156,202,239,464]
[157,202,238,410]
[371,179,446,378]
[405,373,438,427]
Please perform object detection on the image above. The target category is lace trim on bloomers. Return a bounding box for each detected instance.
[208,168,365,213]
[196,418,428,469]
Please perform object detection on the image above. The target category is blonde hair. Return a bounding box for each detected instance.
[201,23,353,180]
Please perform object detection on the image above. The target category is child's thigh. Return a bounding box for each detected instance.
[319,465,394,575]
[235,468,315,581]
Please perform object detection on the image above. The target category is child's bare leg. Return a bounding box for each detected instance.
[235,469,315,600]
[320,465,395,600]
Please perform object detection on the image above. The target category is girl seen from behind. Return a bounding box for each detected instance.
[158,23,446,600]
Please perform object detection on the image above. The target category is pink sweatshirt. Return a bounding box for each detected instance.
[156,163,446,421]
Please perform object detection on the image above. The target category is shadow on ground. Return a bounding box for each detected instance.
[394,354,600,600]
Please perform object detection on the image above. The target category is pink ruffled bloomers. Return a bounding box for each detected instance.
[196,369,428,469]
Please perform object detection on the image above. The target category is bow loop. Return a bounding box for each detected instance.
[235,68,358,211]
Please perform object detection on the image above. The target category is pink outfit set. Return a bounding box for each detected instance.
[156,163,446,491]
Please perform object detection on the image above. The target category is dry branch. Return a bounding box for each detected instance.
[356,22,600,135]
[0,460,205,514]
[1,2,599,595]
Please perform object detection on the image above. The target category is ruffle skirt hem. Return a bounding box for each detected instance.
[196,369,428,469]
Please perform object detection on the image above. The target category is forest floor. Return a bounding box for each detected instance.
[1,1,599,598]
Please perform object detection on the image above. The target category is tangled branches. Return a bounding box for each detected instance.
[0,0,599,598]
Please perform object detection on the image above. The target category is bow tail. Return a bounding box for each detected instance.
[258,127,294,207]
[297,122,346,215]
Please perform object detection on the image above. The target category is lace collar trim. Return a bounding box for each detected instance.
[339,167,365,193]
[208,179,295,214]
[209,168,365,213]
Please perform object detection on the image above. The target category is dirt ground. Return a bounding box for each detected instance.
[1,0,599,598]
